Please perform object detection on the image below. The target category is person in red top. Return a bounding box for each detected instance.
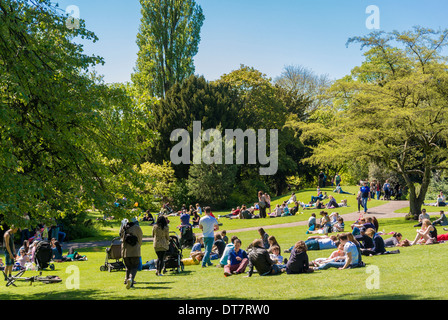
[219,207,241,219]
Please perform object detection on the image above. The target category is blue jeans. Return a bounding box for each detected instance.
[202,237,214,267]
[318,260,346,270]
[376,191,381,200]
[304,239,319,250]
[361,197,368,213]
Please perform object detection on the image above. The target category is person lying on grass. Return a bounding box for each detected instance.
[360,228,400,256]
[285,235,338,253]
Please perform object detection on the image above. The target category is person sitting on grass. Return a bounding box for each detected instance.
[308,211,332,234]
[307,213,317,233]
[218,236,239,268]
[311,191,324,203]
[258,228,270,249]
[351,217,376,235]
[224,239,248,277]
[361,228,401,256]
[411,219,438,245]
[270,204,282,218]
[267,235,281,254]
[432,211,448,227]
[332,217,345,232]
[15,248,31,270]
[285,241,313,274]
[355,227,374,249]
[190,236,205,262]
[210,234,226,260]
[290,201,300,215]
[326,195,339,209]
[329,212,340,226]
[191,210,201,227]
[281,203,291,217]
[245,239,284,277]
[269,245,285,267]
[414,209,431,227]
[311,243,346,267]
[314,233,363,271]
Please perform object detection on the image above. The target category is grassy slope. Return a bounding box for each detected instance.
[2,217,448,300]
[80,186,384,242]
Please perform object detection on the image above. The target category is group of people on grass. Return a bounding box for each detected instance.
[2,226,85,278]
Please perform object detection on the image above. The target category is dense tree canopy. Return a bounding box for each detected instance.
[0,0,154,226]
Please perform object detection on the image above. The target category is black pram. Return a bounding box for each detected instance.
[34,241,55,271]
[163,232,184,274]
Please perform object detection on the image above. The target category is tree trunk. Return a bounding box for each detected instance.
[403,164,432,219]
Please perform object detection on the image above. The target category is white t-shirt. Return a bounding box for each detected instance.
[344,241,360,265]
[199,215,218,238]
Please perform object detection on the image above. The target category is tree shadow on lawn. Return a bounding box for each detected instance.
[300,293,423,300]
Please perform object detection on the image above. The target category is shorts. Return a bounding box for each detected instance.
[4,252,14,266]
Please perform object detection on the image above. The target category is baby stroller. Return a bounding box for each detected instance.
[179,224,195,249]
[34,241,55,271]
[163,232,184,274]
[100,237,125,272]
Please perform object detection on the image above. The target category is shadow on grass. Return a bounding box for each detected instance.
[301,293,422,300]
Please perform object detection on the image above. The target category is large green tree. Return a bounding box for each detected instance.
[293,27,448,217]
[148,74,244,178]
[132,0,205,99]
[0,0,153,226]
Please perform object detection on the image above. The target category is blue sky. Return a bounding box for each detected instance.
[54,0,448,84]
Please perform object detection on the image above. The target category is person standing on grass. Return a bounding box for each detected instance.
[199,207,219,268]
[3,226,18,280]
[258,191,267,218]
[120,219,143,289]
[152,215,170,276]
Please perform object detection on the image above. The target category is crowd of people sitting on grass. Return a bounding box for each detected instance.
[171,205,448,278]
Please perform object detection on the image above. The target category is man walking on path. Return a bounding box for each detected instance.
[360,181,371,214]
[199,207,219,268]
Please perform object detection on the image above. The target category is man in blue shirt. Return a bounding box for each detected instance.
[360,181,371,214]
[199,207,219,267]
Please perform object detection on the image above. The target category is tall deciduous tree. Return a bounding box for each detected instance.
[132,0,205,99]
[293,27,448,217]
[0,0,153,226]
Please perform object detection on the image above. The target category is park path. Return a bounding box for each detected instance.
[61,200,410,251]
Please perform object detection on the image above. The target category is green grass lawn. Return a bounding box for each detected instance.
[395,205,446,214]
[3,214,448,300]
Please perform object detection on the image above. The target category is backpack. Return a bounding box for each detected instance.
[123,222,138,246]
